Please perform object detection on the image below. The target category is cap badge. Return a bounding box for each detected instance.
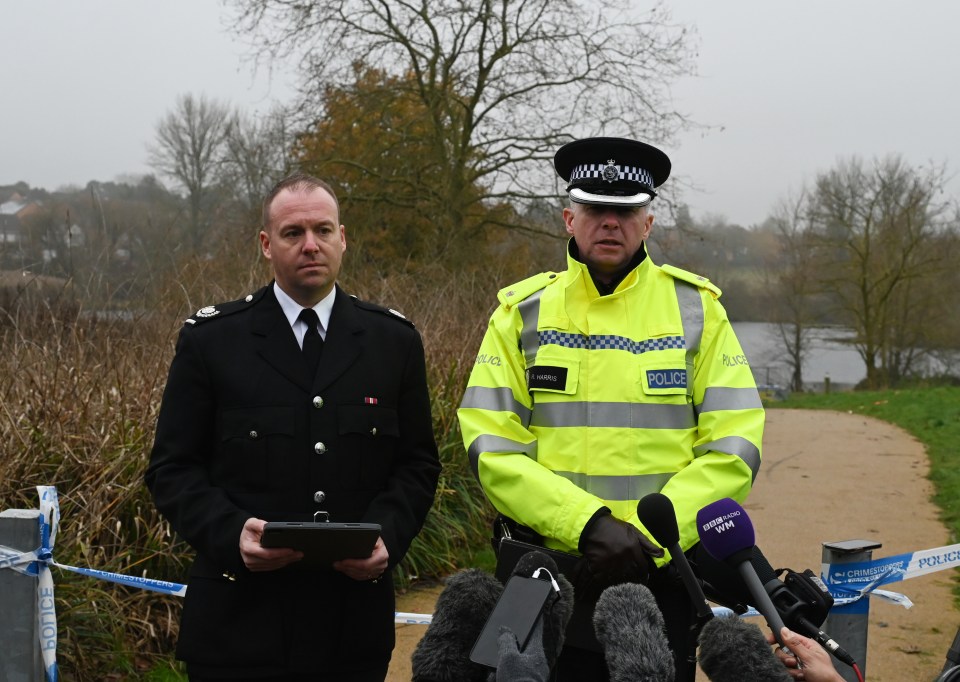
[196,306,219,318]
[601,159,620,183]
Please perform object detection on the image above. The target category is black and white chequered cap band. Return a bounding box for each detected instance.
[569,162,655,187]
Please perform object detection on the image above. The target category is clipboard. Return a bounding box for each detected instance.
[260,521,381,569]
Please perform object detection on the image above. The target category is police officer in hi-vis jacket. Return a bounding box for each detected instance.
[458,137,766,681]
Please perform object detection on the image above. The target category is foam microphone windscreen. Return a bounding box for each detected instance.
[696,498,755,564]
[593,583,676,682]
[511,550,558,579]
[411,568,503,682]
[508,550,575,670]
[698,615,792,682]
[636,492,679,547]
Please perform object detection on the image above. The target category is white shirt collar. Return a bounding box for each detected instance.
[273,282,336,342]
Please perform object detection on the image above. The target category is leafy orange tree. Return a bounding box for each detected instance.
[293,64,518,270]
[233,0,696,269]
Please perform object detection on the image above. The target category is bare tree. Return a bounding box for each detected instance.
[148,93,232,251]
[808,156,955,388]
[763,190,820,392]
[220,106,295,227]
[231,0,697,247]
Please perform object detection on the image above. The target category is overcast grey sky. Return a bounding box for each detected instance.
[3,1,958,228]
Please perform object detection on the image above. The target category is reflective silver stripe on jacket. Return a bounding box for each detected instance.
[517,290,544,367]
[553,471,676,501]
[461,386,532,428]
[695,387,764,417]
[530,401,695,429]
[467,434,538,479]
[674,280,703,397]
[693,436,761,481]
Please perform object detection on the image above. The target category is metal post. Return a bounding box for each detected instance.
[822,539,882,682]
[824,374,831,394]
[0,509,44,682]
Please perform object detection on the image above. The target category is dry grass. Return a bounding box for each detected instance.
[0,257,504,678]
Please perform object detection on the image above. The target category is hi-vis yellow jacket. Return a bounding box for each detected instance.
[458,248,764,566]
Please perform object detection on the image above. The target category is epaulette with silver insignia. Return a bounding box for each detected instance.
[184,288,264,325]
[352,297,416,328]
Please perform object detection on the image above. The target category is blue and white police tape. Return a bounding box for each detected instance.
[0,487,190,682]
[396,611,434,625]
[822,541,960,609]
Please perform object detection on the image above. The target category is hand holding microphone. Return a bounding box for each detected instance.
[767,627,846,682]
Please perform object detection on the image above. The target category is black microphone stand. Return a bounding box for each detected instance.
[938,624,960,682]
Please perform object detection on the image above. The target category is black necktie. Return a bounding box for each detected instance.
[298,308,323,374]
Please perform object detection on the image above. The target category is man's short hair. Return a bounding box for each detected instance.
[262,171,340,229]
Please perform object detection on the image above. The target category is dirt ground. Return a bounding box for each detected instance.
[388,408,958,681]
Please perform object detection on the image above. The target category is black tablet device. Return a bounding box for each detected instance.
[260,522,381,569]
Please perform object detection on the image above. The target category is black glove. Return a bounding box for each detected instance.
[579,512,665,586]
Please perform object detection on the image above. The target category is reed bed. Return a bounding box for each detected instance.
[0,260,503,678]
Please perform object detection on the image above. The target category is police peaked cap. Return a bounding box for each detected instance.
[554,137,671,207]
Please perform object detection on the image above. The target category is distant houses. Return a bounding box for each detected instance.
[0,192,32,246]
[0,190,73,309]
[0,189,87,266]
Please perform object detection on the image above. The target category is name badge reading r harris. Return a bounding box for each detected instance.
[528,365,568,391]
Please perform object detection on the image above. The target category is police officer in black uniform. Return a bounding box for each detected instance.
[146,172,441,681]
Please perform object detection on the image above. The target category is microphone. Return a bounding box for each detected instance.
[411,568,504,682]
[637,492,713,621]
[698,615,792,682]
[593,582,676,682]
[695,498,789,648]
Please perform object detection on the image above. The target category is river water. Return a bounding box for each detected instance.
[732,322,866,391]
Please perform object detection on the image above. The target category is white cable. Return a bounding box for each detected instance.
[532,566,560,592]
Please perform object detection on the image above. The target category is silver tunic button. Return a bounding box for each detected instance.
[314,442,327,454]
[313,490,326,504]
[313,396,324,408]
[249,430,258,439]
